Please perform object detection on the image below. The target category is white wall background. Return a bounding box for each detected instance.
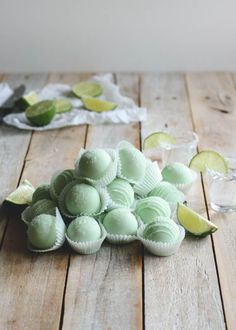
[1,0,236,72]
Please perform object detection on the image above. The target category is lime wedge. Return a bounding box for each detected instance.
[72,82,102,98]
[5,180,35,205]
[189,150,228,174]
[54,99,72,114]
[26,100,56,126]
[82,97,118,112]
[177,203,218,236]
[143,132,176,150]
[15,91,40,111]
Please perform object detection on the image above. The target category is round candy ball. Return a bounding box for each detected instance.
[162,163,193,184]
[143,220,179,243]
[148,181,185,204]
[27,214,56,249]
[118,147,146,182]
[78,149,112,180]
[32,184,51,204]
[67,216,101,242]
[107,178,134,208]
[65,183,101,216]
[103,208,138,235]
[135,196,171,225]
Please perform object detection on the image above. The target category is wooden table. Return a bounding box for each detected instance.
[0,73,235,330]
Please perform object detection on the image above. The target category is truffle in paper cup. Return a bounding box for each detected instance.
[133,160,162,197]
[101,208,138,244]
[59,181,109,219]
[172,170,197,194]
[50,169,75,201]
[66,217,106,254]
[21,199,56,225]
[117,143,146,184]
[137,222,185,257]
[75,148,118,187]
[27,208,66,253]
[106,178,134,209]
[32,184,51,204]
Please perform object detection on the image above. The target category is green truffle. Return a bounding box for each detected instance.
[50,169,75,200]
[119,147,146,182]
[148,182,185,204]
[78,149,112,180]
[67,216,101,242]
[32,184,51,204]
[65,183,101,215]
[25,199,56,222]
[27,214,57,249]
[135,196,171,224]
[162,163,193,184]
[103,208,138,235]
[107,178,134,208]
[143,220,180,243]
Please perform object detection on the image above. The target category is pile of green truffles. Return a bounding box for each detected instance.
[21,141,195,256]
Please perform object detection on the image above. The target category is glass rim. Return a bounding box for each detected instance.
[160,131,199,149]
[206,157,236,180]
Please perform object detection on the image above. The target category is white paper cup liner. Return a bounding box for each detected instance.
[21,203,56,225]
[75,148,118,187]
[133,160,162,197]
[27,208,66,253]
[172,170,197,194]
[58,181,109,218]
[137,225,185,257]
[49,169,75,202]
[65,222,106,254]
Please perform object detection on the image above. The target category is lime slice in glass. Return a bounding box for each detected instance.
[189,150,228,174]
[82,97,118,112]
[54,99,72,114]
[26,100,56,126]
[15,91,40,111]
[72,82,102,98]
[5,180,35,205]
[177,203,218,236]
[143,131,176,150]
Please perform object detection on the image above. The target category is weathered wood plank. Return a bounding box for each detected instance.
[0,73,87,330]
[140,73,225,330]
[62,73,143,330]
[186,72,236,330]
[0,74,48,244]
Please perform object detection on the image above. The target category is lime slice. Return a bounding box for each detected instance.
[177,203,218,236]
[5,180,35,205]
[82,97,118,112]
[15,91,40,111]
[143,132,176,150]
[72,82,102,98]
[189,150,228,174]
[54,99,72,114]
[26,100,56,126]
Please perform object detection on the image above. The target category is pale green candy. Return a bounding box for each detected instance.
[103,208,138,235]
[78,149,112,180]
[107,178,134,208]
[67,216,101,242]
[32,184,51,204]
[65,183,101,216]
[119,147,146,182]
[27,214,56,249]
[26,199,56,222]
[135,196,171,224]
[50,169,75,200]
[162,163,193,184]
[148,181,185,203]
[143,220,180,243]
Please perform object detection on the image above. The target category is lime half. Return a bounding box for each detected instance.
[189,150,228,174]
[6,180,35,205]
[16,91,40,111]
[82,97,117,112]
[143,131,176,150]
[26,100,56,126]
[177,203,218,236]
[72,82,102,98]
[54,99,72,114]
